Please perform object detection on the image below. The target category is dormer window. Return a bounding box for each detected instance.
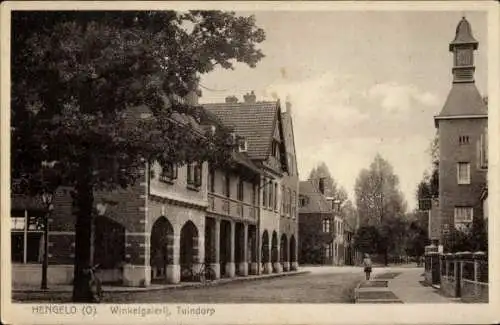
[238,138,248,152]
[271,140,280,158]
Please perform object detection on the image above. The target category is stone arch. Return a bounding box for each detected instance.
[280,233,288,264]
[271,231,279,264]
[290,234,297,263]
[180,220,199,281]
[150,216,174,281]
[261,230,270,263]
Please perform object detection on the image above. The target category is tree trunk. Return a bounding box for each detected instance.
[72,153,95,302]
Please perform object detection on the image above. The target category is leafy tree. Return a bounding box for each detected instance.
[470,215,487,252]
[405,219,428,258]
[308,162,348,203]
[353,225,380,255]
[11,11,265,302]
[354,153,407,265]
[443,228,472,253]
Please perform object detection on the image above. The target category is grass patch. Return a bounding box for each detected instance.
[359,280,388,288]
[374,272,401,279]
[358,291,400,300]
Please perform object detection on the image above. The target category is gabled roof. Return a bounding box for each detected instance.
[281,110,299,177]
[299,180,333,214]
[202,101,280,160]
[435,83,487,119]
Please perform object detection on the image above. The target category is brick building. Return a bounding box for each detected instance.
[204,93,299,275]
[298,179,344,265]
[433,17,488,244]
[11,92,300,287]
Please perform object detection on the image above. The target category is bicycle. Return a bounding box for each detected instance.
[183,262,216,283]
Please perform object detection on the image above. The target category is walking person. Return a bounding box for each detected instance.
[363,253,373,280]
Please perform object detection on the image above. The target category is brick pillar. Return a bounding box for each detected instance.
[210,219,221,279]
[123,232,151,287]
[238,223,249,276]
[225,221,235,277]
[166,233,180,284]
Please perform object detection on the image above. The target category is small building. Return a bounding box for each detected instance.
[298,179,337,265]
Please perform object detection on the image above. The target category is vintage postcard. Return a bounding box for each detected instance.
[1,1,499,324]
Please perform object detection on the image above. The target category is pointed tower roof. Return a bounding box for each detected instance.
[449,17,478,51]
[435,17,486,124]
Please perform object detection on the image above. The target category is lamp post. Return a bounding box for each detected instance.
[41,191,54,290]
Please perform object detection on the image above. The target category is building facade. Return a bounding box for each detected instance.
[11,93,300,287]
[203,93,299,275]
[433,17,488,244]
[298,179,339,265]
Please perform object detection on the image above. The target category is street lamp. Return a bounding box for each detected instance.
[41,191,54,290]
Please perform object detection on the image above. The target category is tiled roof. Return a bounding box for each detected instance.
[299,180,333,214]
[436,83,487,118]
[232,151,261,175]
[202,101,279,160]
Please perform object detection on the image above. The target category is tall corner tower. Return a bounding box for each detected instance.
[434,17,488,245]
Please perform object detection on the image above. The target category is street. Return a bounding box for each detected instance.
[13,267,368,304]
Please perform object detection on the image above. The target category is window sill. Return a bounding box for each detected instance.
[159,178,175,185]
[186,184,201,192]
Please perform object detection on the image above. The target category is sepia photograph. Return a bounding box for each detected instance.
[1,1,498,324]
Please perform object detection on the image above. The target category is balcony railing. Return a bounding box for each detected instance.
[207,193,258,222]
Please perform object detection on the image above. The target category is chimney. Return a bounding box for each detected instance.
[243,91,256,103]
[318,177,325,195]
[225,95,239,103]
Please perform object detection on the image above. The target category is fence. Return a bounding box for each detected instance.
[430,251,488,302]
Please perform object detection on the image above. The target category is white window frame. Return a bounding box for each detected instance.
[454,207,474,223]
[457,162,471,185]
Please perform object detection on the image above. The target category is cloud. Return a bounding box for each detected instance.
[367,82,439,114]
[297,135,432,210]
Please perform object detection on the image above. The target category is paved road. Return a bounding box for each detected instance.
[13,267,367,304]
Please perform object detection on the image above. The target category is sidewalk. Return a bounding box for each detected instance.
[388,268,456,303]
[13,269,309,294]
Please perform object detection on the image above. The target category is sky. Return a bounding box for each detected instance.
[198,11,488,211]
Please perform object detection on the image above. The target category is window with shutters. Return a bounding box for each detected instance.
[268,181,273,209]
[160,163,178,183]
[223,173,231,198]
[274,183,278,210]
[322,219,331,233]
[263,179,268,207]
[208,168,215,193]
[457,162,470,185]
[186,163,202,189]
[237,179,244,201]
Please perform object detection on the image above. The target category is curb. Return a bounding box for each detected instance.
[13,270,310,294]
